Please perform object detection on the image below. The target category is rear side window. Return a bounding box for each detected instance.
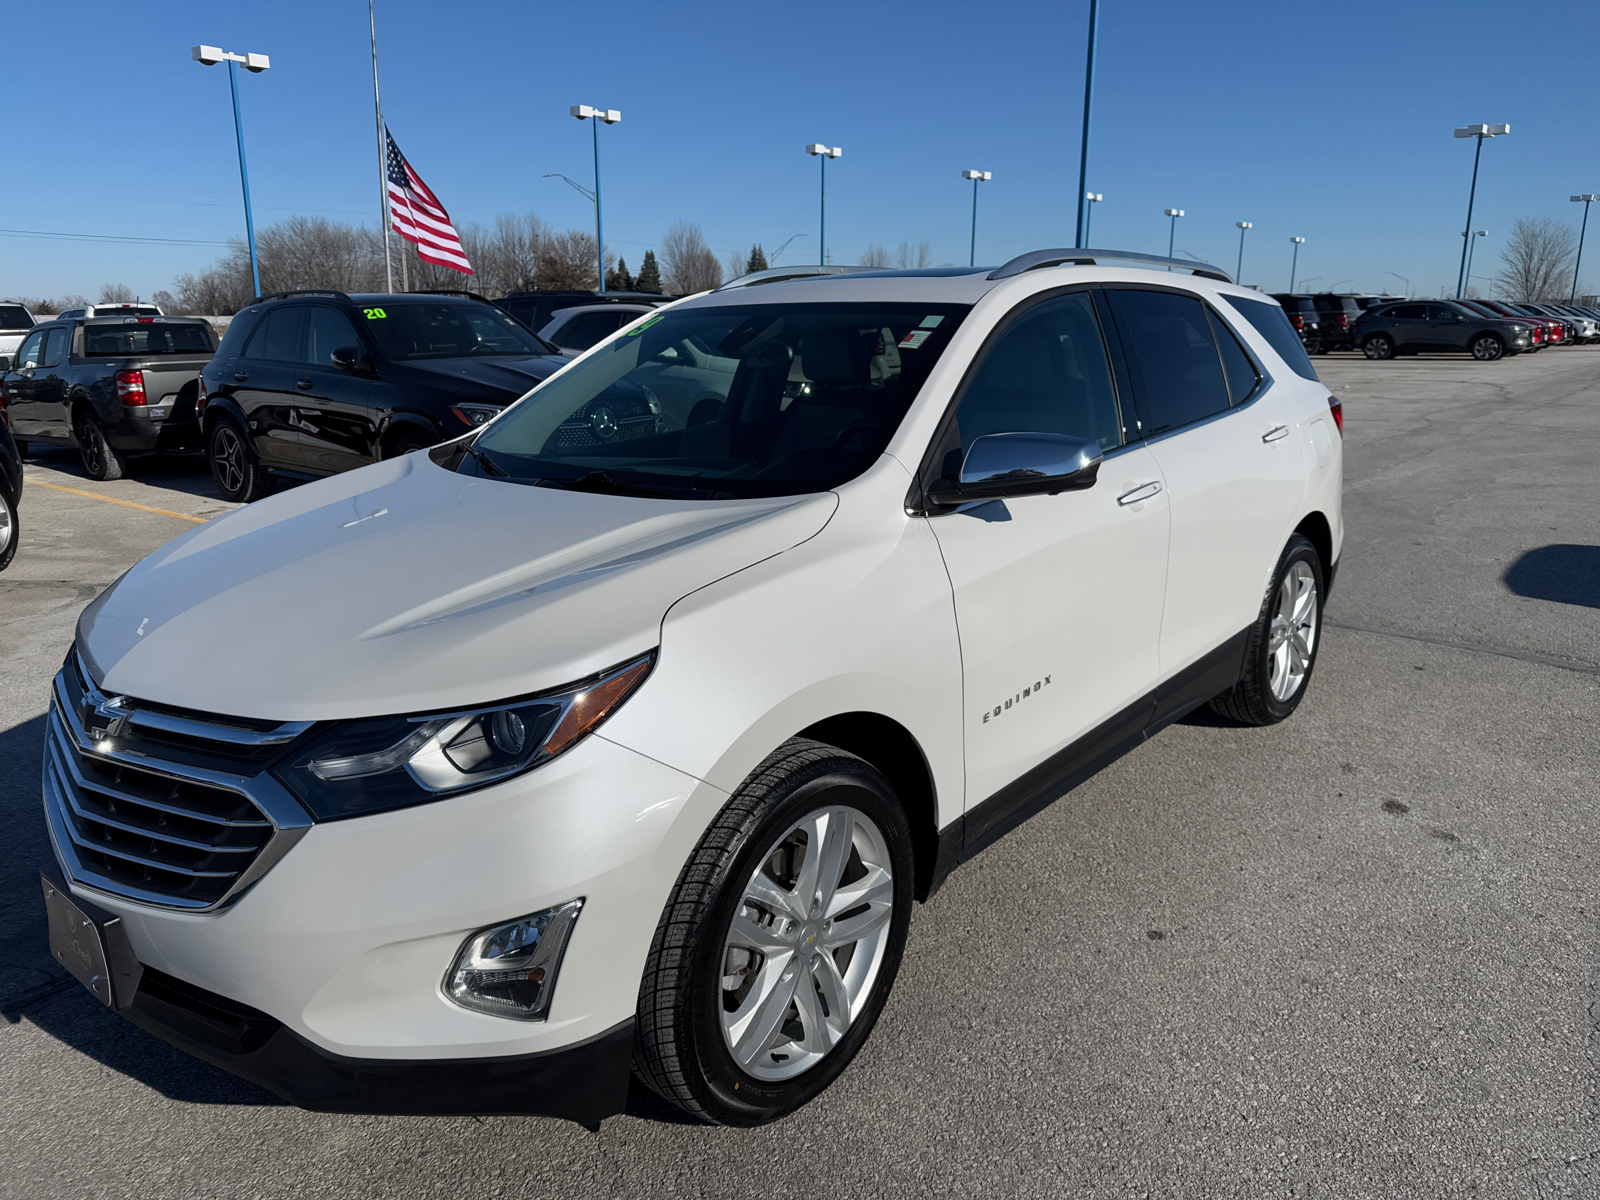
[83,324,217,357]
[0,305,32,332]
[1223,294,1318,382]
[41,327,69,368]
[244,308,305,362]
[947,291,1123,457]
[558,311,627,350]
[1108,289,1231,435]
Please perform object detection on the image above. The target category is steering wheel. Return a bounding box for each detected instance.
[833,422,881,451]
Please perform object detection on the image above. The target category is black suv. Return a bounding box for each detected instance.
[1269,294,1323,354]
[1309,294,1364,352]
[199,291,571,503]
[1349,300,1533,361]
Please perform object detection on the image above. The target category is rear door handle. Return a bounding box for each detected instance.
[1117,481,1162,506]
[1262,424,1290,443]
[296,378,314,390]
[233,372,249,382]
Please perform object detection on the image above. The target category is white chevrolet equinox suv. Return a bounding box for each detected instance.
[41,250,1342,1127]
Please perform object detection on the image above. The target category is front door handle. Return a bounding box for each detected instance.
[296,378,314,390]
[1117,481,1162,506]
[1262,424,1290,443]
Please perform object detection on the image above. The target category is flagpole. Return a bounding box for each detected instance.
[369,0,393,293]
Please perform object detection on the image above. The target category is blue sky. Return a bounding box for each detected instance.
[4,0,1595,300]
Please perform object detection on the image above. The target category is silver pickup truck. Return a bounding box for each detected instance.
[0,315,217,480]
[0,303,35,366]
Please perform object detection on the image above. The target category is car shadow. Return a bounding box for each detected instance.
[0,712,279,1105]
[22,444,224,503]
[1502,545,1600,610]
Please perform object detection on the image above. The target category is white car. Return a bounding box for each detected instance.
[0,302,36,367]
[537,302,660,357]
[42,249,1342,1128]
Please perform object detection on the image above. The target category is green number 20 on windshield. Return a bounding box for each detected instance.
[363,308,388,320]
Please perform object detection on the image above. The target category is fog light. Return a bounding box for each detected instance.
[444,899,583,1021]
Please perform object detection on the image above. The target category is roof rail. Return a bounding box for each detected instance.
[988,249,1233,284]
[408,288,492,305]
[252,289,354,304]
[714,265,871,291]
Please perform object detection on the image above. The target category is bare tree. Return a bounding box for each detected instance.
[99,282,135,303]
[538,229,605,290]
[661,221,722,294]
[892,240,931,269]
[1497,217,1577,301]
[724,248,749,284]
[150,289,178,311]
[859,244,892,268]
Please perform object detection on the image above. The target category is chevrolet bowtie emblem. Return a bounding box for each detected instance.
[83,694,133,740]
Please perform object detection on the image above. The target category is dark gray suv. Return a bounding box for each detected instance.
[1350,300,1533,362]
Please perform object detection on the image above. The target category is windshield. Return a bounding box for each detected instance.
[83,323,216,357]
[361,301,553,361]
[465,301,970,499]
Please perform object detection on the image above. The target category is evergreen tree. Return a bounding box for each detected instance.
[746,244,769,273]
[606,257,634,291]
[635,250,662,294]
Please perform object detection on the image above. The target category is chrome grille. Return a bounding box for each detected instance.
[43,658,312,911]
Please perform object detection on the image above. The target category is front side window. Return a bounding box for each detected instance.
[304,306,362,366]
[14,329,45,369]
[1427,305,1462,322]
[1107,289,1231,437]
[82,323,216,357]
[41,327,68,367]
[945,291,1122,460]
[467,301,969,499]
[362,301,551,361]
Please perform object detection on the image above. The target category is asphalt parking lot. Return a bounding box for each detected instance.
[3,348,1598,1199]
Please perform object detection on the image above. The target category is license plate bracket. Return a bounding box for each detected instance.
[41,869,143,1010]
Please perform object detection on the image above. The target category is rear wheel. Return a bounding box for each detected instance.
[0,485,17,571]
[207,416,270,503]
[1470,333,1504,361]
[633,738,914,1126]
[1362,334,1394,360]
[1211,534,1324,726]
[77,414,125,482]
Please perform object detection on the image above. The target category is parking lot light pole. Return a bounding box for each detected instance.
[1384,270,1410,297]
[1462,231,1487,296]
[1289,237,1306,290]
[1083,193,1102,246]
[1074,0,1099,247]
[1164,209,1184,267]
[1234,221,1252,282]
[962,171,992,267]
[192,45,270,299]
[807,145,842,265]
[1571,195,1598,301]
[1453,123,1509,299]
[571,106,620,291]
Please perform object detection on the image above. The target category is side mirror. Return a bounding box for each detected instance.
[330,345,364,372]
[927,432,1103,509]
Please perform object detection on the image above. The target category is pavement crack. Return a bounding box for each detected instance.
[1326,620,1600,677]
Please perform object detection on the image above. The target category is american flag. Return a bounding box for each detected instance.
[385,127,473,275]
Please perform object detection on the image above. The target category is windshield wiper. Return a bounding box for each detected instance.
[534,471,681,499]
[462,442,508,477]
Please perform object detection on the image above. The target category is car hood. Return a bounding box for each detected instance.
[402,354,569,400]
[78,455,838,721]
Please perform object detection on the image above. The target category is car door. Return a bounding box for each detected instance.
[284,305,375,475]
[1383,302,1430,350]
[1427,304,1470,351]
[1104,286,1307,695]
[3,328,48,437]
[35,325,74,438]
[232,307,307,469]
[924,288,1170,821]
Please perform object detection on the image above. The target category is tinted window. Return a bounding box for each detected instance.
[1223,294,1318,382]
[949,291,1122,458]
[1272,295,1317,314]
[1388,304,1428,320]
[0,305,33,332]
[14,330,44,369]
[361,301,550,361]
[82,323,216,357]
[304,306,362,366]
[41,327,69,368]
[1108,289,1231,436]
[1426,305,1462,321]
[557,311,628,351]
[470,302,970,499]
[1207,309,1260,405]
[245,308,305,362]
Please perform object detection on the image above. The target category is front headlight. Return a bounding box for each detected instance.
[274,654,653,820]
[452,402,505,428]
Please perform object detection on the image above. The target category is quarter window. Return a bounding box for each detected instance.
[1222,294,1318,382]
[946,291,1123,460]
[1207,309,1260,405]
[1107,289,1231,436]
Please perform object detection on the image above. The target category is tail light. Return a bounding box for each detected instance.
[1290,314,1305,330]
[196,374,208,413]
[114,369,146,406]
[1328,394,1343,435]
[1336,313,1350,328]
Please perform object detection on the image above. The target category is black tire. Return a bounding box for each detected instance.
[1210,534,1325,726]
[384,427,436,459]
[11,439,26,460]
[633,738,916,1126]
[207,415,270,503]
[1470,333,1504,361]
[0,485,17,572]
[77,414,125,482]
[1362,334,1394,360]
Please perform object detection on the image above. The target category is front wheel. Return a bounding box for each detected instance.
[0,485,17,571]
[633,739,915,1126]
[1211,534,1324,726]
[207,416,271,503]
[77,415,125,482]
[1470,333,1504,361]
[1362,334,1394,360]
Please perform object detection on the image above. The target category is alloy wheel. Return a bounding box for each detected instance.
[1266,560,1318,702]
[0,497,12,555]
[1472,336,1502,361]
[1364,337,1391,360]
[213,426,246,495]
[79,421,104,476]
[719,805,895,1082]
